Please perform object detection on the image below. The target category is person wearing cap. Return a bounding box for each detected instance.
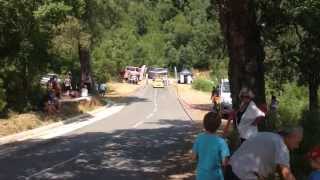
[223,87,266,143]
[225,127,303,180]
[307,146,320,180]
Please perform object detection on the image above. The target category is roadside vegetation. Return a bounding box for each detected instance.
[192,79,214,92]
[0,0,226,115]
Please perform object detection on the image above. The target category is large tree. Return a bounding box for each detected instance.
[216,0,266,107]
[257,0,320,112]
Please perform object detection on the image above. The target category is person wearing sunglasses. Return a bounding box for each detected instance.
[223,87,266,144]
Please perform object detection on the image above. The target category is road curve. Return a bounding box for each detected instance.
[0,85,199,180]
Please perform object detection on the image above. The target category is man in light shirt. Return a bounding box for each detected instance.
[223,87,266,144]
[225,127,303,180]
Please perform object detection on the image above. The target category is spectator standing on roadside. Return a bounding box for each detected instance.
[225,127,303,180]
[263,94,279,131]
[211,87,221,113]
[99,83,107,96]
[307,146,320,180]
[192,111,230,180]
[52,76,61,99]
[44,84,58,115]
[47,77,55,89]
[81,84,88,97]
[63,72,72,96]
[146,73,149,84]
[163,75,169,86]
[223,87,265,144]
[270,94,279,112]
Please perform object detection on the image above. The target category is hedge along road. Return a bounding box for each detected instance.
[0,84,199,180]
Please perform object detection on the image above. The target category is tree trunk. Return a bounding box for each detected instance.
[79,43,95,92]
[309,76,319,112]
[216,0,266,108]
[22,58,29,109]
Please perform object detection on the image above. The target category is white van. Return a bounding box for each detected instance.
[218,79,232,116]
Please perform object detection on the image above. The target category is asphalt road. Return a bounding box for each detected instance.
[0,85,199,180]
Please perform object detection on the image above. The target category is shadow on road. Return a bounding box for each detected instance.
[106,96,150,105]
[189,103,212,111]
[0,119,200,180]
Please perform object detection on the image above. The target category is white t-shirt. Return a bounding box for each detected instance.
[237,101,265,139]
[81,88,88,97]
[230,132,290,179]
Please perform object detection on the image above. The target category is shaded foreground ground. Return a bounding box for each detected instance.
[0,83,210,179]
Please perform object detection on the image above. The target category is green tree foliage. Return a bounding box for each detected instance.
[257,0,320,111]
[0,0,68,112]
[255,1,320,177]
[0,0,226,113]
[92,0,227,79]
[0,0,92,112]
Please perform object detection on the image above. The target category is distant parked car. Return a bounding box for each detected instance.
[40,73,61,86]
[121,65,146,82]
[148,67,168,80]
[123,66,139,81]
[128,73,139,84]
[152,78,165,88]
[218,79,232,116]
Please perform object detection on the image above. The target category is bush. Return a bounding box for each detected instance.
[209,59,228,83]
[192,78,214,92]
[266,83,318,179]
[271,83,308,128]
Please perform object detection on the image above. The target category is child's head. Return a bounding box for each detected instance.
[203,112,221,133]
[307,146,320,170]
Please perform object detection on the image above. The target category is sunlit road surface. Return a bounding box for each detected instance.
[0,85,198,180]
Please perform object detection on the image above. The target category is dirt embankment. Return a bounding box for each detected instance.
[175,83,212,122]
[0,81,142,137]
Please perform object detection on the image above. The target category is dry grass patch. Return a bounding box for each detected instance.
[0,112,49,136]
[192,69,211,79]
[176,84,211,105]
[0,102,90,137]
[107,81,142,96]
[105,81,143,103]
[0,81,143,137]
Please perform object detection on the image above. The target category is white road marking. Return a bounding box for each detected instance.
[113,131,126,138]
[153,107,157,113]
[132,121,144,128]
[146,113,154,119]
[0,105,126,157]
[25,154,82,179]
[33,105,125,140]
[25,86,158,179]
[115,160,127,167]
[9,87,159,179]
[154,89,158,104]
[18,86,191,180]
[152,88,158,113]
